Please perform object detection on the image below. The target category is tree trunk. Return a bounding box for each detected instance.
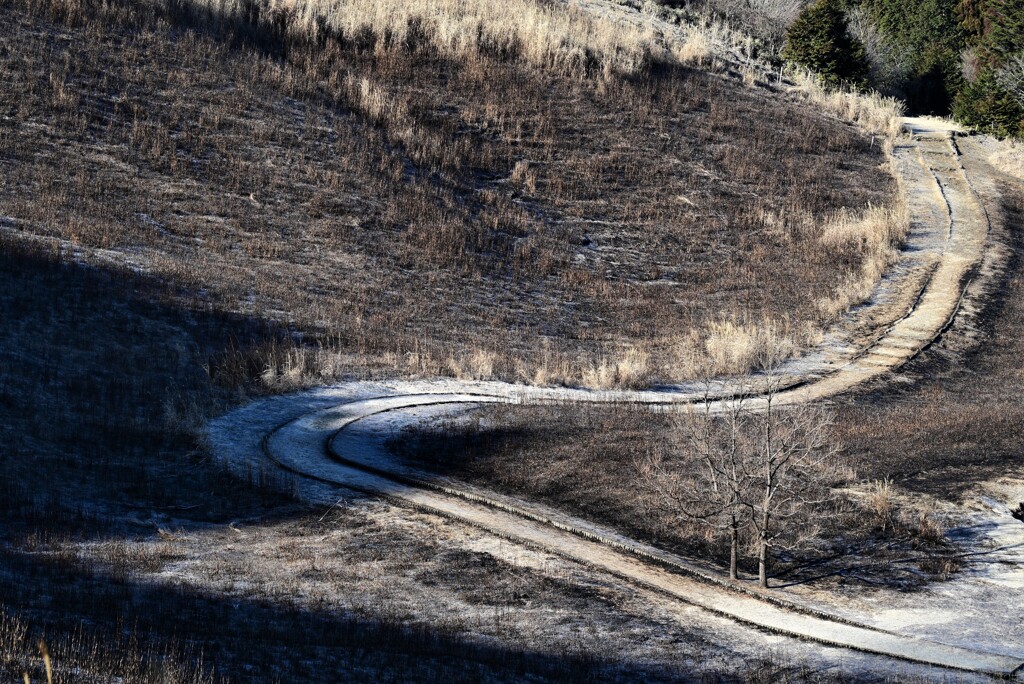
[729,517,738,580]
[758,510,770,588]
[762,401,773,589]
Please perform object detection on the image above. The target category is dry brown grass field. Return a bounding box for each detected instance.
[0,0,896,388]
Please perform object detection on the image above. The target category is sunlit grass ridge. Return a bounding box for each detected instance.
[207,0,668,76]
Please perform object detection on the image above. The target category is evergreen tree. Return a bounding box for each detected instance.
[955,0,1024,135]
[958,0,987,36]
[977,0,1024,64]
[954,68,1024,137]
[783,0,869,89]
[852,0,1024,133]
[861,0,965,113]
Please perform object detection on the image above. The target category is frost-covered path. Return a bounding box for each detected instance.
[209,120,1023,677]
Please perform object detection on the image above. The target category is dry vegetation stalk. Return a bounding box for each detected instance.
[1,612,216,684]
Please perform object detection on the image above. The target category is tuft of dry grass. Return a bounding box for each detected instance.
[867,479,895,532]
[675,28,713,66]
[787,67,906,142]
[815,198,910,319]
[907,508,946,545]
[989,140,1024,180]
[581,346,651,389]
[510,159,538,193]
[447,348,498,381]
[819,202,907,253]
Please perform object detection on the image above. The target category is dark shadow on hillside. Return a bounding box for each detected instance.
[1,546,697,683]
[0,239,693,683]
[0,235,302,532]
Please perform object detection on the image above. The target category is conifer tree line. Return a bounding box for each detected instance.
[782,0,1024,137]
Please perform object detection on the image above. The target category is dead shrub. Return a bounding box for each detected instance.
[447,348,497,381]
[906,509,946,545]
[866,478,895,532]
[582,346,650,389]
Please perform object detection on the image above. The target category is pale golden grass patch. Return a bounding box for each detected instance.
[201,0,669,77]
[867,478,895,532]
[989,140,1024,181]
[671,317,816,379]
[675,28,713,66]
[520,353,572,387]
[701,319,795,376]
[816,196,909,320]
[352,76,408,127]
[582,346,651,389]
[787,67,905,141]
[510,159,538,193]
[448,348,498,381]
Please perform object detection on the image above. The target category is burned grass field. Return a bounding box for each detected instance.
[0,240,894,681]
[0,0,896,387]
[832,162,1024,498]
[389,400,963,592]
[0,238,707,682]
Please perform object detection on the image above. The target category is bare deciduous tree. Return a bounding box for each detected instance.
[999,53,1024,108]
[638,385,751,580]
[742,367,840,588]
[706,0,804,44]
[848,5,914,97]
[638,358,840,588]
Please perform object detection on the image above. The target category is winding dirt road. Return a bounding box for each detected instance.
[210,119,1023,676]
